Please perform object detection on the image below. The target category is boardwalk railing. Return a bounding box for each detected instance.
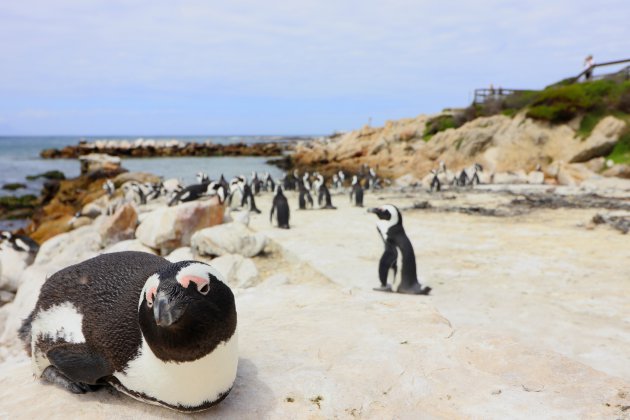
[573,58,630,83]
[473,88,528,104]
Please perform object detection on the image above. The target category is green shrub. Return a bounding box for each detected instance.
[607,128,630,164]
[423,115,456,140]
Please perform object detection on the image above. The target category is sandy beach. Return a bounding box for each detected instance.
[1,181,629,419]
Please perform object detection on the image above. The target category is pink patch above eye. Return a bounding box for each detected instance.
[146,286,157,304]
[178,275,208,290]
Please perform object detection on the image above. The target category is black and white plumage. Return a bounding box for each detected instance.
[19,252,238,412]
[240,183,262,214]
[297,181,314,210]
[0,231,39,263]
[168,183,209,206]
[270,186,290,229]
[315,175,336,209]
[367,205,431,295]
[196,172,210,185]
[349,175,364,207]
[263,173,275,192]
[430,169,441,192]
[102,180,115,197]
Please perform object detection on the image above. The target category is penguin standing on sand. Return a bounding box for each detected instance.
[270,186,290,229]
[297,181,314,210]
[315,175,336,209]
[19,252,238,412]
[241,182,262,214]
[430,169,441,192]
[367,205,431,295]
[350,175,364,207]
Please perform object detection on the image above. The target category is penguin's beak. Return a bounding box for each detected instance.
[153,291,185,327]
[367,207,378,214]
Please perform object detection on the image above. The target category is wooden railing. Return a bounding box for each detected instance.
[473,88,527,104]
[573,58,630,82]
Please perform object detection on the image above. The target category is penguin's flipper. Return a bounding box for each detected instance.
[46,343,112,385]
[41,365,99,394]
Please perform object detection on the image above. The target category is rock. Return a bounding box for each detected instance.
[69,216,93,229]
[570,116,627,163]
[602,164,630,179]
[492,172,528,184]
[113,172,161,187]
[583,157,606,173]
[527,171,545,185]
[0,290,15,305]
[191,222,268,258]
[79,153,121,175]
[209,254,259,288]
[34,225,102,267]
[101,239,157,255]
[135,198,224,255]
[259,273,290,288]
[165,247,194,262]
[98,203,138,247]
[395,174,421,188]
[0,247,29,293]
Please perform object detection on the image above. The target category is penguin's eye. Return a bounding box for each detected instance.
[146,287,157,308]
[178,275,210,296]
[198,283,210,295]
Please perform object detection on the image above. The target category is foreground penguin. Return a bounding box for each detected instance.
[367,205,431,295]
[270,186,290,229]
[19,252,238,412]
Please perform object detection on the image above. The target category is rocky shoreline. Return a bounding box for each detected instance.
[39,137,306,159]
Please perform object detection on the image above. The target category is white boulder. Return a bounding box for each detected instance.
[191,222,267,258]
[209,254,259,288]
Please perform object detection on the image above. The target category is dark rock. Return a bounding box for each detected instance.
[25,170,66,181]
[2,183,27,191]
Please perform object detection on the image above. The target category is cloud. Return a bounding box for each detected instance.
[0,0,628,133]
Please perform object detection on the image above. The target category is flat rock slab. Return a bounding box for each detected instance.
[0,284,628,418]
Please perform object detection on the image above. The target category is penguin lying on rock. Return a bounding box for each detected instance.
[367,205,431,295]
[19,251,238,412]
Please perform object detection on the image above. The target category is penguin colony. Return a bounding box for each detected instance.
[11,161,490,409]
[19,252,238,412]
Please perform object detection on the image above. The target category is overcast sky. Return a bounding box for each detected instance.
[0,0,628,135]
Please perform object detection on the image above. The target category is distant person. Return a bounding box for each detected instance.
[584,55,595,80]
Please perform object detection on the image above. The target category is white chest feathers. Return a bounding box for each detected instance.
[30,302,86,376]
[112,331,239,411]
[376,219,391,241]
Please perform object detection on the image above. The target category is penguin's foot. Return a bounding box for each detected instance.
[41,366,100,394]
[398,284,432,295]
[372,285,393,293]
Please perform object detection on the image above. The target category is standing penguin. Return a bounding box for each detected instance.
[270,186,290,229]
[297,181,314,210]
[367,205,431,295]
[316,175,336,209]
[429,169,441,192]
[349,175,364,207]
[19,252,238,412]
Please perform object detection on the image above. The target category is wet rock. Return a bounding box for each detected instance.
[135,198,224,255]
[98,203,138,247]
[191,222,268,258]
[209,254,260,288]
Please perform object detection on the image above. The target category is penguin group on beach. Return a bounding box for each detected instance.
[428,161,484,191]
[19,252,238,412]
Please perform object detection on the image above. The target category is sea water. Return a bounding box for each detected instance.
[0,135,304,230]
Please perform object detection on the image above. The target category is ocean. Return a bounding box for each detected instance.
[0,135,304,230]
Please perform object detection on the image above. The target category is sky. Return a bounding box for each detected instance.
[0,0,628,136]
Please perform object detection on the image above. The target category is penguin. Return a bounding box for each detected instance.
[429,169,441,192]
[270,186,290,229]
[263,173,275,192]
[367,205,431,295]
[316,175,336,209]
[468,163,483,186]
[0,231,39,264]
[226,176,245,209]
[102,180,115,197]
[349,175,364,207]
[132,184,147,205]
[196,172,210,185]
[297,181,314,210]
[240,183,262,214]
[168,183,210,206]
[457,169,469,187]
[18,252,238,412]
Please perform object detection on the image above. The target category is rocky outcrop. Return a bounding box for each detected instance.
[41,139,294,159]
[191,222,268,258]
[79,153,122,175]
[291,112,627,183]
[135,198,224,254]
